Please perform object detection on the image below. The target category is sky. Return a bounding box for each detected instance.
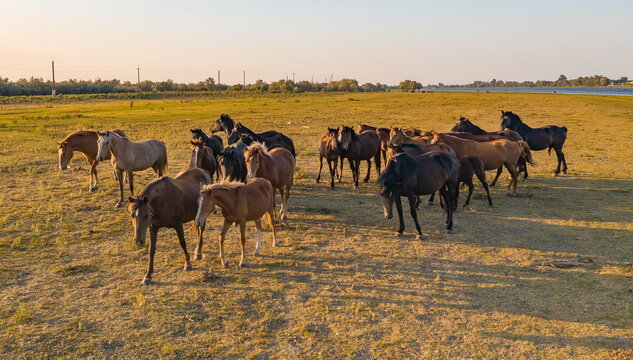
[1,0,631,85]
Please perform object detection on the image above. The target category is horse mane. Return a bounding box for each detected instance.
[343,126,358,140]
[244,142,271,158]
[191,138,205,146]
[105,130,130,142]
[202,181,245,191]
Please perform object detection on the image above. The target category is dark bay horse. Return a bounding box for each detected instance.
[195,178,277,267]
[190,139,219,179]
[128,168,212,285]
[190,129,223,179]
[500,111,568,175]
[219,136,251,182]
[210,113,235,137]
[228,121,296,156]
[316,127,340,187]
[57,129,127,192]
[378,152,460,238]
[358,124,390,164]
[338,126,381,188]
[245,142,295,221]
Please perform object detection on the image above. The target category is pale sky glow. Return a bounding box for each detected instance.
[1,0,631,85]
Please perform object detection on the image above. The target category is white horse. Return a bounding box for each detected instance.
[96,131,168,207]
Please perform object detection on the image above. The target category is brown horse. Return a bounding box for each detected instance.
[431,133,535,195]
[244,142,295,221]
[57,129,127,192]
[388,127,455,159]
[97,131,168,208]
[189,139,218,179]
[195,178,277,267]
[338,126,381,188]
[128,168,212,285]
[358,124,390,164]
[316,127,340,187]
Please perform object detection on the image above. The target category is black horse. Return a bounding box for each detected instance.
[210,114,235,137]
[451,116,529,182]
[218,136,252,182]
[378,152,460,238]
[228,122,296,156]
[500,111,568,174]
[190,129,223,180]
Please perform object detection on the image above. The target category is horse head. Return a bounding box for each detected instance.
[339,125,355,151]
[128,195,150,246]
[95,131,113,162]
[57,141,72,170]
[500,110,521,130]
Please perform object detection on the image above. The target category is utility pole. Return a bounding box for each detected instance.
[311,76,313,84]
[217,70,221,86]
[51,61,56,97]
[137,65,141,90]
[330,74,333,82]
[242,70,246,87]
[292,72,295,83]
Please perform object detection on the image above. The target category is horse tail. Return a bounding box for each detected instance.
[562,126,568,133]
[518,141,536,166]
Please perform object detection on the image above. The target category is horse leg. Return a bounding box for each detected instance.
[427,193,434,206]
[174,224,191,271]
[238,221,247,267]
[254,219,263,255]
[142,225,159,285]
[282,185,291,221]
[519,156,528,180]
[363,159,371,183]
[490,166,503,187]
[194,223,204,260]
[505,163,519,196]
[89,159,98,192]
[463,179,474,208]
[441,184,455,233]
[407,195,423,239]
[338,156,344,182]
[474,168,493,207]
[347,158,356,187]
[374,151,382,178]
[267,208,278,247]
[394,195,405,236]
[316,156,323,183]
[554,147,567,174]
[218,220,231,267]
[327,159,336,188]
[561,148,568,173]
[115,168,124,208]
[127,171,134,196]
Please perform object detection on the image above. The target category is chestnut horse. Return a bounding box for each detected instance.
[316,127,340,187]
[388,127,455,159]
[500,111,568,175]
[244,142,295,221]
[431,133,534,195]
[96,131,168,208]
[57,129,127,192]
[338,126,381,188]
[358,124,390,164]
[128,168,212,285]
[195,178,277,268]
[190,139,218,179]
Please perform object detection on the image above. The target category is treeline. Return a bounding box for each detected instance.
[0,76,390,96]
[426,75,630,88]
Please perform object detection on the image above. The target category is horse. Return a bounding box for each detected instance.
[450,116,529,181]
[244,142,295,221]
[190,139,218,179]
[195,178,277,268]
[210,113,235,137]
[128,168,212,285]
[388,144,490,208]
[378,152,460,239]
[431,133,535,195]
[388,127,455,159]
[190,128,223,180]
[218,136,251,183]
[500,111,568,175]
[358,124,390,164]
[316,127,340,187]
[228,121,296,156]
[57,129,127,192]
[96,131,168,208]
[337,126,382,188]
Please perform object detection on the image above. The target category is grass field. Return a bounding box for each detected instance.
[0,91,632,359]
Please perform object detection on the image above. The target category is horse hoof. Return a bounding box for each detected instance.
[315,179,320,183]
[114,201,123,208]
[89,186,97,193]
[416,234,423,240]
[183,263,192,271]
[141,277,151,285]
[194,253,203,261]
[239,262,247,268]
[221,260,229,268]
[395,232,403,237]
[446,229,454,234]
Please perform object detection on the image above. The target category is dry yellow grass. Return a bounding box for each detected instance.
[0,92,632,359]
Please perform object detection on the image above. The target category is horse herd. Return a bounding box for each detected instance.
[56,111,567,284]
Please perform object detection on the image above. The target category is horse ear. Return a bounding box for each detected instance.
[190,140,196,145]
[128,196,135,203]
[190,129,196,133]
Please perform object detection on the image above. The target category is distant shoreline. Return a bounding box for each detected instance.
[418,87,633,96]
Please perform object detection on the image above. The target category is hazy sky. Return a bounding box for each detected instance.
[1,0,631,85]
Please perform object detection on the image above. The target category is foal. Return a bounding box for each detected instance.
[244,142,295,221]
[316,127,340,187]
[195,178,277,267]
[190,139,218,179]
[338,126,381,188]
